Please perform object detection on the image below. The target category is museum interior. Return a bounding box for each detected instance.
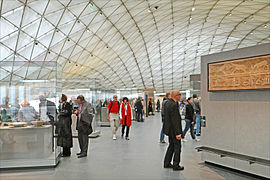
[0,0,269,180]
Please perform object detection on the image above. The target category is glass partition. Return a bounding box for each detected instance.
[0,61,61,168]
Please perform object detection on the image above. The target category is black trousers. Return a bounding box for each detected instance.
[63,147,71,156]
[78,131,89,155]
[164,135,181,166]
[122,116,130,137]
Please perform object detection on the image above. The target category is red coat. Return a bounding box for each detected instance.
[120,103,132,127]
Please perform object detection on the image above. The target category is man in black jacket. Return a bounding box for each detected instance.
[39,94,57,124]
[74,95,94,158]
[163,90,184,171]
[135,97,143,122]
[160,92,171,143]
[181,97,199,142]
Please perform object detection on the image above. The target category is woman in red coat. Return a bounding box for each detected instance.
[120,97,133,140]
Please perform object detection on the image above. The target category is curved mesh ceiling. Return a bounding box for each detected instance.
[1,0,270,92]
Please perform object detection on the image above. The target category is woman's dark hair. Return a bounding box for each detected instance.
[77,95,85,101]
[187,97,193,102]
[123,97,128,102]
[61,94,67,102]
[192,94,197,98]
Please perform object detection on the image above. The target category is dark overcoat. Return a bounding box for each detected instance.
[56,102,73,148]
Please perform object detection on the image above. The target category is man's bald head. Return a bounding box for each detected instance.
[171,90,179,98]
[39,93,46,102]
[171,90,181,102]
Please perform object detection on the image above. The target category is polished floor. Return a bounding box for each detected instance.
[0,113,261,180]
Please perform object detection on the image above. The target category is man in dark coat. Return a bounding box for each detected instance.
[163,90,184,171]
[39,94,57,124]
[160,92,171,143]
[135,97,143,122]
[156,99,160,112]
[75,95,93,158]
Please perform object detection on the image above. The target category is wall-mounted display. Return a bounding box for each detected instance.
[208,54,270,91]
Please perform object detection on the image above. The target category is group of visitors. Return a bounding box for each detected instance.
[134,97,143,122]
[107,95,132,140]
[161,90,201,171]
[56,94,93,158]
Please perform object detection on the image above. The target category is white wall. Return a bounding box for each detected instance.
[200,43,270,178]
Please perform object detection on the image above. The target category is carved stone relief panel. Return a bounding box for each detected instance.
[208,55,270,91]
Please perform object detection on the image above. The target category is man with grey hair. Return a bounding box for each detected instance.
[39,93,56,124]
[107,95,120,140]
[74,95,93,158]
[163,90,184,171]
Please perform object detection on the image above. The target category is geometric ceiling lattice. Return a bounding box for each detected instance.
[1,0,270,92]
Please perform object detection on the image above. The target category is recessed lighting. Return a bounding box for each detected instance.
[189,17,192,21]
[99,12,102,16]
[228,13,232,16]
[243,20,247,24]
[192,7,195,11]
[148,8,151,12]
[86,29,90,33]
[77,20,80,24]
[250,32,254,35]
[264,24,268,28]
[89,1,93,9]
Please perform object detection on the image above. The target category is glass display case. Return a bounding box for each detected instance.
[0,61,62,168]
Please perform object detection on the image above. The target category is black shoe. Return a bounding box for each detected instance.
[173,166,184,171]
[164,163,174,168]
[196,134,201,136]
[125,137,130,140]
[77,154,87,158]
[76,152,82,155]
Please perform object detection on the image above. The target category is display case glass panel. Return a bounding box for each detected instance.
[0,61,62,168]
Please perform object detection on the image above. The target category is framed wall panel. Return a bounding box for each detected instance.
[208,54,270,91]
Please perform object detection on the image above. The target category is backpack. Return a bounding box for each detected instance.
[109,101,120,113]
